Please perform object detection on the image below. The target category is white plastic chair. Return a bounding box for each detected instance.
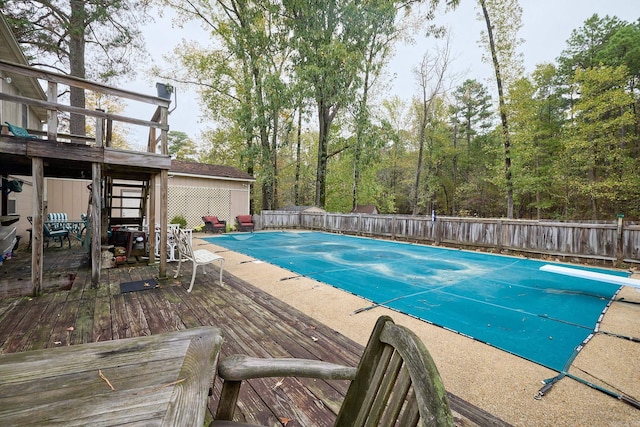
[173,227,224,292]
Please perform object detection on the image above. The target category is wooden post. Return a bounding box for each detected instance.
[496,219,503,253]
[1,174,7,216]
[616,214,624,265]
[159,169,168,278]
[95,109,104,147]
[46,81,57,140]
[434,217,441,246]
[148,174,157,265]
[31,158,44,296]
[91,163,101,288]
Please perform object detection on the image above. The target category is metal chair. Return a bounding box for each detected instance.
[173,227,224,292]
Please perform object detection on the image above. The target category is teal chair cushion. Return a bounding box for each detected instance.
[5,122,37,139]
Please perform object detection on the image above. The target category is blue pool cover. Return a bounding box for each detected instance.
[207,231,628,372]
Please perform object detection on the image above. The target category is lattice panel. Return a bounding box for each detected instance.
[167,186,231,228]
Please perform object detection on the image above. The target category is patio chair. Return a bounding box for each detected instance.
[174,227,225,292]
[47,212,68,231]
[212,315,453,427]
[235,214,254,232]
[43,222,71,248]
[203,216,227,234]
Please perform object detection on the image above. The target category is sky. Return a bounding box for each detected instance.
[124,1,640,145]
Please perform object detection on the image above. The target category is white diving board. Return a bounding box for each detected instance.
[540,264,640,290]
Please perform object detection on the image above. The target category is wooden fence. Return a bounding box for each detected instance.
[256,211,640,265]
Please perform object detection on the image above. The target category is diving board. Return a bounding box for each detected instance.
[540,265,640,289]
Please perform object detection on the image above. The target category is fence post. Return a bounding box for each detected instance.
[497,219,503,253]
[617,214,624,265]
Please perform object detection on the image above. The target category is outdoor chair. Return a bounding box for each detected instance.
[203,215,227,233]
[27,216,71,249]
[235,214,254,232]
[47,212,68,231]
[43,222,71,248]
[174,227,225,292]
[212,315,454,427]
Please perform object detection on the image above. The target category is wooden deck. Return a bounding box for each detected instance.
[0,239,509,426]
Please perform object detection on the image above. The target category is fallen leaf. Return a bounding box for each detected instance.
[66,326,74,331]
[311,336,318,342]
[143,282,150,287]
[279,417,292,426]
[54,341,62,345]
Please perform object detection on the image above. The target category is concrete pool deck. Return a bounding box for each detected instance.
[196,234,640,426]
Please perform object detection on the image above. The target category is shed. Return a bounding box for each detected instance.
[163,160,255,228]
[278,205,326,213]
[352,205,379,214]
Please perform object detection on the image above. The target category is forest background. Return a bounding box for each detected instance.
[2,0,639,220]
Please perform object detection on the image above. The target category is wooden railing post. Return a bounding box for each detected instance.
[46,81,58,140]
[496,219,503,253]
[95,109,105,147]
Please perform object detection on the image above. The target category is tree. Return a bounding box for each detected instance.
[411,38,453,215]
[568,65,636,219]
[282,0,368,208]
[449,79,493,213]
[2,0,147,136]
[478,0,523,218]
[162,0,294,211]
[283,0,460,208]
[168,131,198,160]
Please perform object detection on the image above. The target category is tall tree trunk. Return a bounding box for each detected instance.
[252,65,273,211]
[315,100,337,208]
[294,107,302,206]
[480,0,514,218]
[69,0,87,136]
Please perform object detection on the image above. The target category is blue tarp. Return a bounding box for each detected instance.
[208,231,627,371]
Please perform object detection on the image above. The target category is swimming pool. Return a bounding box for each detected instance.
[206,231,628,372]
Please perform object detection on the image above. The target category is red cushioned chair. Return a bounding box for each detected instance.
[203,216,227,234]
[235,215,254,232]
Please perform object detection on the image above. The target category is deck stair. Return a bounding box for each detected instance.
[105,177,150,230]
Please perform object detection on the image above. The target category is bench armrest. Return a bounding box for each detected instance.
[215,354,356,421]
[219,354,357,381]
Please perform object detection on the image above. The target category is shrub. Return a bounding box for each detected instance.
[170,214,187,228]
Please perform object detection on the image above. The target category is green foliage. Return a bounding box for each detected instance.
[158,4,640,220]
[170,215,188,229]
[1,0,145,82]
[168,131,198,161]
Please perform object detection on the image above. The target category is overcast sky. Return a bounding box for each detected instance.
[125,1,639,145]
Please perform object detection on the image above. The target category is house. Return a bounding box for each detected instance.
[351,204,379,214]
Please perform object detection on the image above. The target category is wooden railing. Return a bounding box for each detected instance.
[257,211,640,265]
[0,59,170,154]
